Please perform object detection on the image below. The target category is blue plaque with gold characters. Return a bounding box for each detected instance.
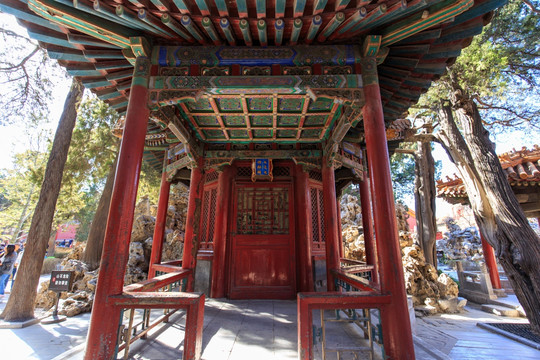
[251,159,273,182]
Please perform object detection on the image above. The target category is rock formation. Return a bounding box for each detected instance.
[340,195,465,314]
[35,185,188,317]
[436,217,483,261]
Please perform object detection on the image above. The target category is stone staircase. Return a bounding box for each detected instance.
[481,295,526,318]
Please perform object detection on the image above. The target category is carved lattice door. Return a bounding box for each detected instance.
[229,183,296,299]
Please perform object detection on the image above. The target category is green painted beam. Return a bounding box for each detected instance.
[81,78,113,88]
[47,48,89,62]
[0,0,62,32]
[27,29,78,49]
[28,0,137,48]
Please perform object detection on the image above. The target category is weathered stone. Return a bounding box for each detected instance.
[35,184,189,317]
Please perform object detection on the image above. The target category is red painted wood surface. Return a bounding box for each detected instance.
[229,182,296,299]
[480,232,502,289]
[84,63,150,360]
[110,291,205,360]
[322,157,340,291]
[182,160,204,292]
[297,291,392,360]
[363,61,415,359]
[149,168,171,278]
[295,165,314,292]
[337,197,344,258]
[210,165,234,298]
[359,174,378,284]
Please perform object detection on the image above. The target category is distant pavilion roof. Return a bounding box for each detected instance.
[437,145,540,218]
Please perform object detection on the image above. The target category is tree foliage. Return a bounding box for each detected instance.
[404,0,540,333]
[0,20,60,124]
[412,0,540,132]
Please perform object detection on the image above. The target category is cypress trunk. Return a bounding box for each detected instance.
[436,85,540,334]
[0,79,83,322]
[82,153,118,270]
[414,141,438,267]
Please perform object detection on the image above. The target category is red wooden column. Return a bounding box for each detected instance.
[211,165,234,298]
[295,165,314,292]
[359,174,378,284]
[84,57,151,360]
[322,157,341,291]
[149,167,171,278]
[480,232,502,289]
[361,37,415,359]
[336,197,344,258]
[182,159,204,291]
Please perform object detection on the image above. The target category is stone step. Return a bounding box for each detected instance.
[481,304,523,317]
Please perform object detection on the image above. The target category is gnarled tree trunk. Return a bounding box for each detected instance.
[82,152,118,270]
[436,84,540,334]
[0,79,83,322]
[414,141,438,267]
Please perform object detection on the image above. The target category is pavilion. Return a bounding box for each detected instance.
[437,145,540,292]
[0,0,507,358]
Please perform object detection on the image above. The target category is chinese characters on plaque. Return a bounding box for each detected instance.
[251,158,273,182]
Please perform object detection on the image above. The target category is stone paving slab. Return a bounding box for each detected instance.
[1,295,540,360]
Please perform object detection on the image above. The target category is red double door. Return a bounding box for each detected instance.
[228,182,296,299]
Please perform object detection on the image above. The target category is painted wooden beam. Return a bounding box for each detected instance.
[65,65,102,76]
[94,60,132,70]
[161,13,195,42]
[239,18,252,46]
[149,0,170,12]
[219,18,236,45]
[317,12,345,42]
[274,18,284,46]
[47,46,89,62]
[137,9,177,38]
[257,19,267,46]
[92,0,142,30]
[349,4,387,35]
[95,88,123,100]
[195,0,210,16]
[290,18,303,45]
[329,7,366,40]
[236,0,248,18]
[312,0,328,15]
[275,0,286,18]
[26,29,78,49]
[67,34,119,49]
[0,0,62,32]
[204,150,322,159]
[305,15,322,44]
[214,0,229,17]
[293,0,307,17]
[334,0,351,11]
[81,78,112,88]
[115,5,167,38]
[73,0,136,30]
[106,69,134,81]
[382,0,475,46]
[256,0,266,18]
[171,0,190,14]
[181,15,206,44]
[202,17,221,45]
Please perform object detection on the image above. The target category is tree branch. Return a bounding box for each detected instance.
[0,46,40,72]
[522,0,540,14]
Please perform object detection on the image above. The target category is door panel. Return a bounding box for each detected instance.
[229,183,295,299]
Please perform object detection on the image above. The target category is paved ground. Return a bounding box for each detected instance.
[1,290,539,359]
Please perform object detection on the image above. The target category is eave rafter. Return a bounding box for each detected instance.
[0,0,505,173]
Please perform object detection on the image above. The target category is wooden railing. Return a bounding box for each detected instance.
[114,267,205,360]
[297,259,388,360]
